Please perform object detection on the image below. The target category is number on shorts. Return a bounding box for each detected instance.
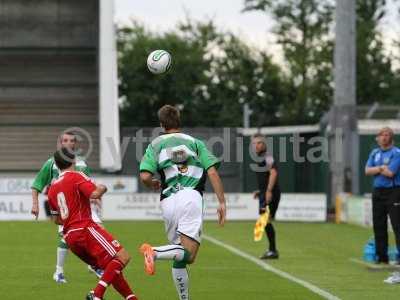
[57,192,69,220]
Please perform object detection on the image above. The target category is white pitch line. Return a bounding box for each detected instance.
[203,234,341,300]
[349,258,380,268]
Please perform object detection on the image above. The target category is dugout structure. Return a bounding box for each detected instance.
[0,0,120,172]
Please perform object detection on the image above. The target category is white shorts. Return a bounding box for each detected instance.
[161,189,203,245]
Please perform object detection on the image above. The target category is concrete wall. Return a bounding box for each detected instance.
[0,0,99,171]
[0,0,98,48]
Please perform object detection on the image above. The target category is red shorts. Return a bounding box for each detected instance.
[64,223,123,269]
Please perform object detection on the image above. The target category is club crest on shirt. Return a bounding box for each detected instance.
[383,157,390,165]
[177,164,188,174]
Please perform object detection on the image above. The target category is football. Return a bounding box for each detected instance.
[147,50,172,74]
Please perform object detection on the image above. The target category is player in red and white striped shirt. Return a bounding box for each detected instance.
[47,147,138,300]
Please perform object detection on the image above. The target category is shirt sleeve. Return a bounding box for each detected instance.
[83,166,92,176]
[140,144,157,174]
[77,173,97,199]
[266,155,278,171]
[365,150,376,168]
[31,159,52,193]
[388,152,400,174]
[196,139,220,170]
[76,159,92,176]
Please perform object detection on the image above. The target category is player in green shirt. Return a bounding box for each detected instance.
[30,131,101,283]
[139,105,226,300]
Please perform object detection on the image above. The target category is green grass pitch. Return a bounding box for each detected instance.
[1,220,400,299]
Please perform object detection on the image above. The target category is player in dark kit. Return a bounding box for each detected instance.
[47,148,138,300]
[252,134,281,259]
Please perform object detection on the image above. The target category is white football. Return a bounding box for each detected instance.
[147,50,172,74]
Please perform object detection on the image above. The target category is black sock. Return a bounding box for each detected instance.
[265,223,276,252]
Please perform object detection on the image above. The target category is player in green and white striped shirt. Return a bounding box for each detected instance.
[139,105,226,300]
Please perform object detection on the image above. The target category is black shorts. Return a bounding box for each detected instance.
[259,191,281,218]
[44,199,51,217]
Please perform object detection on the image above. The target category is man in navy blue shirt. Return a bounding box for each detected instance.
[365,127,400,264]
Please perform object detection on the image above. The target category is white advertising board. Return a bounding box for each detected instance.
[101,193,259,221]
[92,176,137,193]
[275,194,327,222]
[0,177,35,194]
[0,176,137,194]
[338,194,373,227]
[0,194,47,221]
[0,192,326,222]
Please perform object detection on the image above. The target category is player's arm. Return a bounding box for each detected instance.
[207,166,226,226]
[365,151,382,176]
[31,159,52,219]
[31,189,40,219]
[381,153,400,178]
[365,166,382,176]
[89,184,108,200]
[77,173,108,202]
[139,144,160,191]
[252,190,260,199]
[140,171,161,191]
[196,139,226,226]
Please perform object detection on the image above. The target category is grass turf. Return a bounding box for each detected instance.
[0,221,399,299]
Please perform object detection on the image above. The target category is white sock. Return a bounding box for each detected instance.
[172,268,189,300]
[153,245,185,261]
[56,247,68,273]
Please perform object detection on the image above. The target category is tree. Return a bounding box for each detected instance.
[356,0,395,105]
[244,0,334,124]
[117,21,210,127]
[244,0,399,112]
[118,20,287,127]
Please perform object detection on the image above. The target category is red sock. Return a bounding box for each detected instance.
[94,259,125,298]
[112,273,137,299]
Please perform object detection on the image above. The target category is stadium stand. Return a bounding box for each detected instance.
[0,0,100,171]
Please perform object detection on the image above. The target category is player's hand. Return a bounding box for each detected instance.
[266,190,273,204]
[31,203,39,220]
[217,202,226,226]
[151,179,161,191]
[253,190,260,199]
[91,198,102,208]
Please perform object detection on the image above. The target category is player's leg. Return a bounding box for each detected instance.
[87,225,137,300]
[140,190,202,300]
[111,271,138,300]
[53,226,68,283]
[261,192,280,259]
[171,234,200,300]
[372,191,389,263]
[388,188,400,263]
[140,192,184,275]
[171,189,203,300]
[87,204,104,278]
